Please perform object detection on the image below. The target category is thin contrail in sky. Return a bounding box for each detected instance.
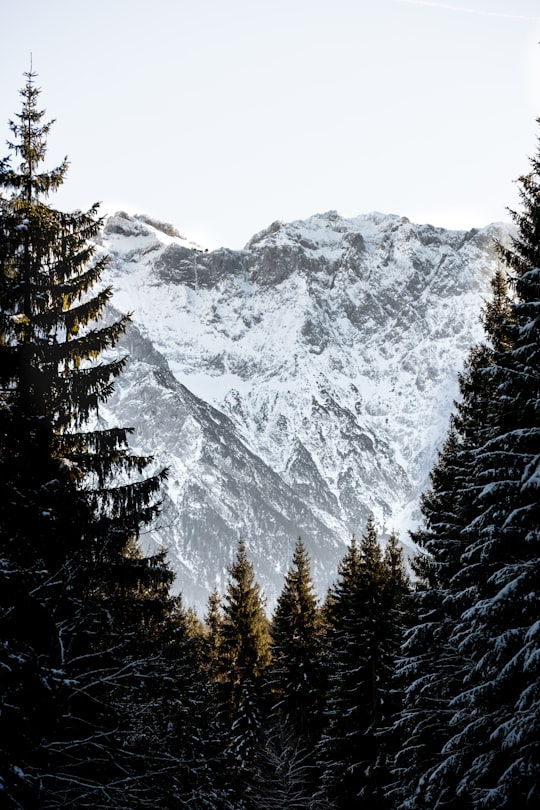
[396,0,540,21]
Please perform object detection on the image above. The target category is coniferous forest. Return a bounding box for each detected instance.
[1,71,540,809]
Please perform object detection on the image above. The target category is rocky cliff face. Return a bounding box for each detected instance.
[97,210,512,611]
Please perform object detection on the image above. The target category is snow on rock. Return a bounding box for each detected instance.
[97,210,513,612]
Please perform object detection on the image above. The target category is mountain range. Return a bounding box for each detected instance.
[95,209,512,612]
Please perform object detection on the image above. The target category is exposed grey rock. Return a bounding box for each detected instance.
[97,210,514,613]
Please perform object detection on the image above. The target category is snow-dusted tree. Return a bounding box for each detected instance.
[0,70,173,807]
[268,537,324,744]
[437,127,540,810]
[317,532,363,808]
[389,268,514,810]
[216,539,270,800]
[248,720,331,810]
[388,130,540,806]
[389,426,477,810]
[318,519,409,809]
[128,594,235,809]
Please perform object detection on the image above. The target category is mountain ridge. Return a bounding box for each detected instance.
[96,210,513,611]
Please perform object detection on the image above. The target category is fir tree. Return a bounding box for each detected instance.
[268,537,324,744]
[132,595,234,809]
[389,127,540,808]
[203,585,223,678]
[318,519,409,809]
[0,70,171,808]
[439,124,540,810]
[389,268,514,810]
[389,428,474,810]
[218,539,271,797]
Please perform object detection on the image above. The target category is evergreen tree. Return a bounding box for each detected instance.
[318,519,409,809]
[389,268,514,810]
[268,538,324,744]
[218,539,271,797]
[132,594,234,809]
[0,70,171,808]
[390,130,540,808]
[390,428,474,810]
[317,531,362,806]
[438,125,540,810]
[203,585,223,678]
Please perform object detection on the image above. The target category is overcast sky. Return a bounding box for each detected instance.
[1,0,539,249]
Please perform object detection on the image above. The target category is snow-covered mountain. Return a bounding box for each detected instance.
[97,210,512,612]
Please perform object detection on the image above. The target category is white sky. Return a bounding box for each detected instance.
[1,0,539,249]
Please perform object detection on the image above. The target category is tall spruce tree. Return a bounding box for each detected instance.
[218,540,271,718]
[318,519,409,809]
[268,537,324,745]
[390,126,540,807]
[390,426,476,810]
[389,269,514,810]
[133,594,234,809]
[437,126,540,810]
[0,70,172,808]
[217,539,271,797]
[317,532,363,807]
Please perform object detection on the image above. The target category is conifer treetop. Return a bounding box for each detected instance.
[1,69,68,202]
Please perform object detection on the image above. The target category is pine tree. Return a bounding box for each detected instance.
[217,539,271,796]
[318,519,409,809]
[389,129,540,807]
[200,585,222,696]
[0,70,170,808]
[131,595,234,809]
[248,721,328,810]
[389,267,515,810]
[389,428,473,810]
[268,538,324,744]
[437,125,540,810]
[317,530,363,806]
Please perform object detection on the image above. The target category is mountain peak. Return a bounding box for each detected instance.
[100,211,514,611]
[103,210,209,252]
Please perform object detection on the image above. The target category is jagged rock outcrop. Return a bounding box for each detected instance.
[97,210,512,611]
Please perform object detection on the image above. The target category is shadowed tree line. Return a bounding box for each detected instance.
[2,72,540,809]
